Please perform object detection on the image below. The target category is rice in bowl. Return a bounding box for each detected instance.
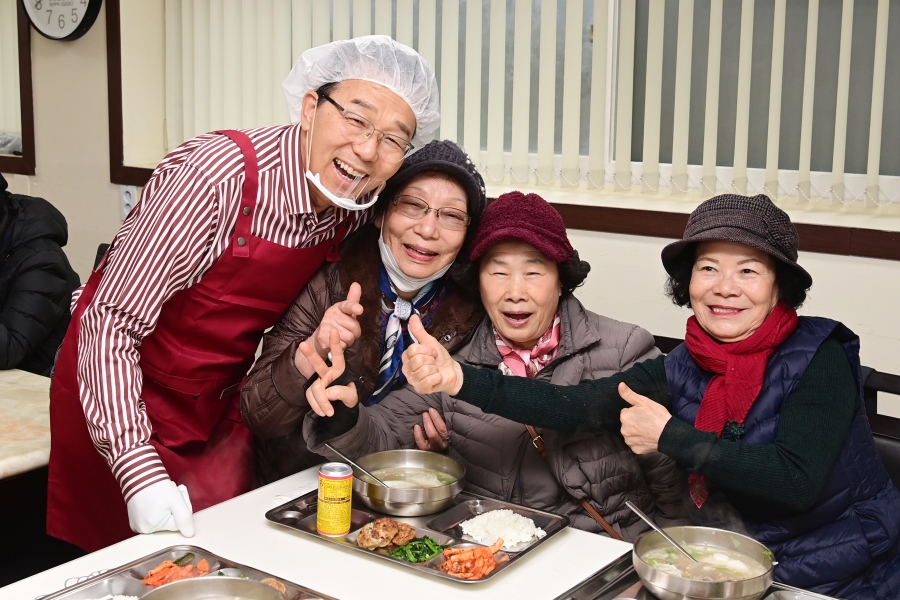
[460,509,546,550]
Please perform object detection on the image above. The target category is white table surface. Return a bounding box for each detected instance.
[0,369,52,479]
[0,466,632,600]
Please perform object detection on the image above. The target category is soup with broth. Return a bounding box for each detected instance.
[641,543,768,582]
[369,467,456,489]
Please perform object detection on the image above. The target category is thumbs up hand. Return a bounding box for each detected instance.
[296,282,364,377]
[401,315,464,395]
[618,382,671,454]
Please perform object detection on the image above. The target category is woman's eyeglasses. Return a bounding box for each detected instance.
[319,93,414,162]
[392,195,471,230]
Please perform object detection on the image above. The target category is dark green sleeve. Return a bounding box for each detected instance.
[453,355,669,431]
[658,337,859,512]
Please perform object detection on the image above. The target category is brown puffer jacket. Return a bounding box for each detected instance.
[304,294,688,540]
[240,225,484,485]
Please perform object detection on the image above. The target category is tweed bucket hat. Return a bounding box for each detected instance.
[661,193,812,289]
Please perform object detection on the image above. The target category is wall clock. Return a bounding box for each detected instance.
[21,0,102,41]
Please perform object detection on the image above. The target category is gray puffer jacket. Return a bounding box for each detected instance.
[305,295,687,540]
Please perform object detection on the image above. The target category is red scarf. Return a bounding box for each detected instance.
[684,302,799,508]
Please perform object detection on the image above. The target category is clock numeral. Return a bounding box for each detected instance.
[34,0,42,10]
[45,9,51,25]
[59,13,66,28]
[81,0,87,5]
[72,8,78,23]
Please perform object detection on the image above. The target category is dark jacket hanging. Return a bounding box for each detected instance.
[0,174,80,376]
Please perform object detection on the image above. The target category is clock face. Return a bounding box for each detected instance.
[22,0,102,41]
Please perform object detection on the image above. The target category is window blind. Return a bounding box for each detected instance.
[159,0,899,209]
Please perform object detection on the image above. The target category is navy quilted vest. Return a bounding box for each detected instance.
[665,317,900,598]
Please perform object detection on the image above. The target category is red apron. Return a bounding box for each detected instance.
[47,130,349,551]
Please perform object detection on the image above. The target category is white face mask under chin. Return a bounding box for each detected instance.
[378,226,452,293]
[304,101,386,212]
[305,170,381,212]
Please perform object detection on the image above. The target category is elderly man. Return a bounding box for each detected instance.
[47,35,439,552]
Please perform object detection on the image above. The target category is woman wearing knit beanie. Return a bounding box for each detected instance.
[298,190,688,541]
[241,140,487,485]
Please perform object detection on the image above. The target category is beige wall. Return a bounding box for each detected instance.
[3,4,899,412]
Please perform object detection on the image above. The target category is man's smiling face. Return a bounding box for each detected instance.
[300,79,416,212]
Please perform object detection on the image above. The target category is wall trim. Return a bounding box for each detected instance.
[550,203,900,262]
[105,0,150,187]
[0,3,36,176]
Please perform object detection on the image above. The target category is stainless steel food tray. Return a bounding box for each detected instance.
[36,544,337,600]
[265,489,570,584]
[554,551,839,600]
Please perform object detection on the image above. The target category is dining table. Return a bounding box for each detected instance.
[0,368,838,599]
[0,368,52,480]
[0,464,635,599]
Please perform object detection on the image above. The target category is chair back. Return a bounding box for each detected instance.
[862,368,900,489]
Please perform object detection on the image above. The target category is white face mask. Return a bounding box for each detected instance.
[305,171,383,212]
[304,102,386,212]
[377,222,452,293]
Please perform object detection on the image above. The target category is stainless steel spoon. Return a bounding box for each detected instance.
[324,443,388,487]
[625,501,698,563]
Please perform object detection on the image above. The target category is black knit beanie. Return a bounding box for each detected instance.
[377,140,487,233]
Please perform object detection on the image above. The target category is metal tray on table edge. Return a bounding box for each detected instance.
[265,489,570,584]
[554,551,840,600]
[36,544,337,600]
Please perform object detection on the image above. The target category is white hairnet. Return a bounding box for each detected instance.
[283,35,440,152]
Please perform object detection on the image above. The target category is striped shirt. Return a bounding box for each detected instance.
[76,124,370,501]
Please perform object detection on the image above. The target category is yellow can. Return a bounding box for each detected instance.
[317,462,353,536]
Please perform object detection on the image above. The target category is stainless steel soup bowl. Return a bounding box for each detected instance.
[351,449,466,516]
[632,526,775,600]
[140,576,285,599]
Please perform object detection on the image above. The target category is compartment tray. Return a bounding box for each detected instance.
[265,489,569,584]
[37,544,337,600]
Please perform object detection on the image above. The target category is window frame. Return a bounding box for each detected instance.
[106,0,153,187]
[0,2,36,176]
[104,0,899,261]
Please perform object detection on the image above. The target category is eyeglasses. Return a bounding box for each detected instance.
[392,195,471,230]
[319,93,414,162]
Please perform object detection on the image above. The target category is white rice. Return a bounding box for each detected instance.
[460,509,546,550]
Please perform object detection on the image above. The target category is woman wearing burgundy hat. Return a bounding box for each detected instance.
[240,140,487,485]
[299,191,687,540]
[402,193,900,599]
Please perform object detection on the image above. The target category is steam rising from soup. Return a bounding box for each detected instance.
[369,467,457,489]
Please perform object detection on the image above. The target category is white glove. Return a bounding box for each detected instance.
[126,479,195,537]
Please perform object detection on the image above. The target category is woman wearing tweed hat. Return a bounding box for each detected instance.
[241,140,487,484]
[297,191,688,541]
[403,193,900,598]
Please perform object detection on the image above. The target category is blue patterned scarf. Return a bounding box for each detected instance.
[368,265,444,406]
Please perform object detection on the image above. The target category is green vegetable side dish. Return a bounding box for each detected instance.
[387,537,446,563]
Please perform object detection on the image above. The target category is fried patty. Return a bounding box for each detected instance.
[356,517,401,549]
[393,522,416,546]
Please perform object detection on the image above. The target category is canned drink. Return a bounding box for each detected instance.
[317,462,353,536]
